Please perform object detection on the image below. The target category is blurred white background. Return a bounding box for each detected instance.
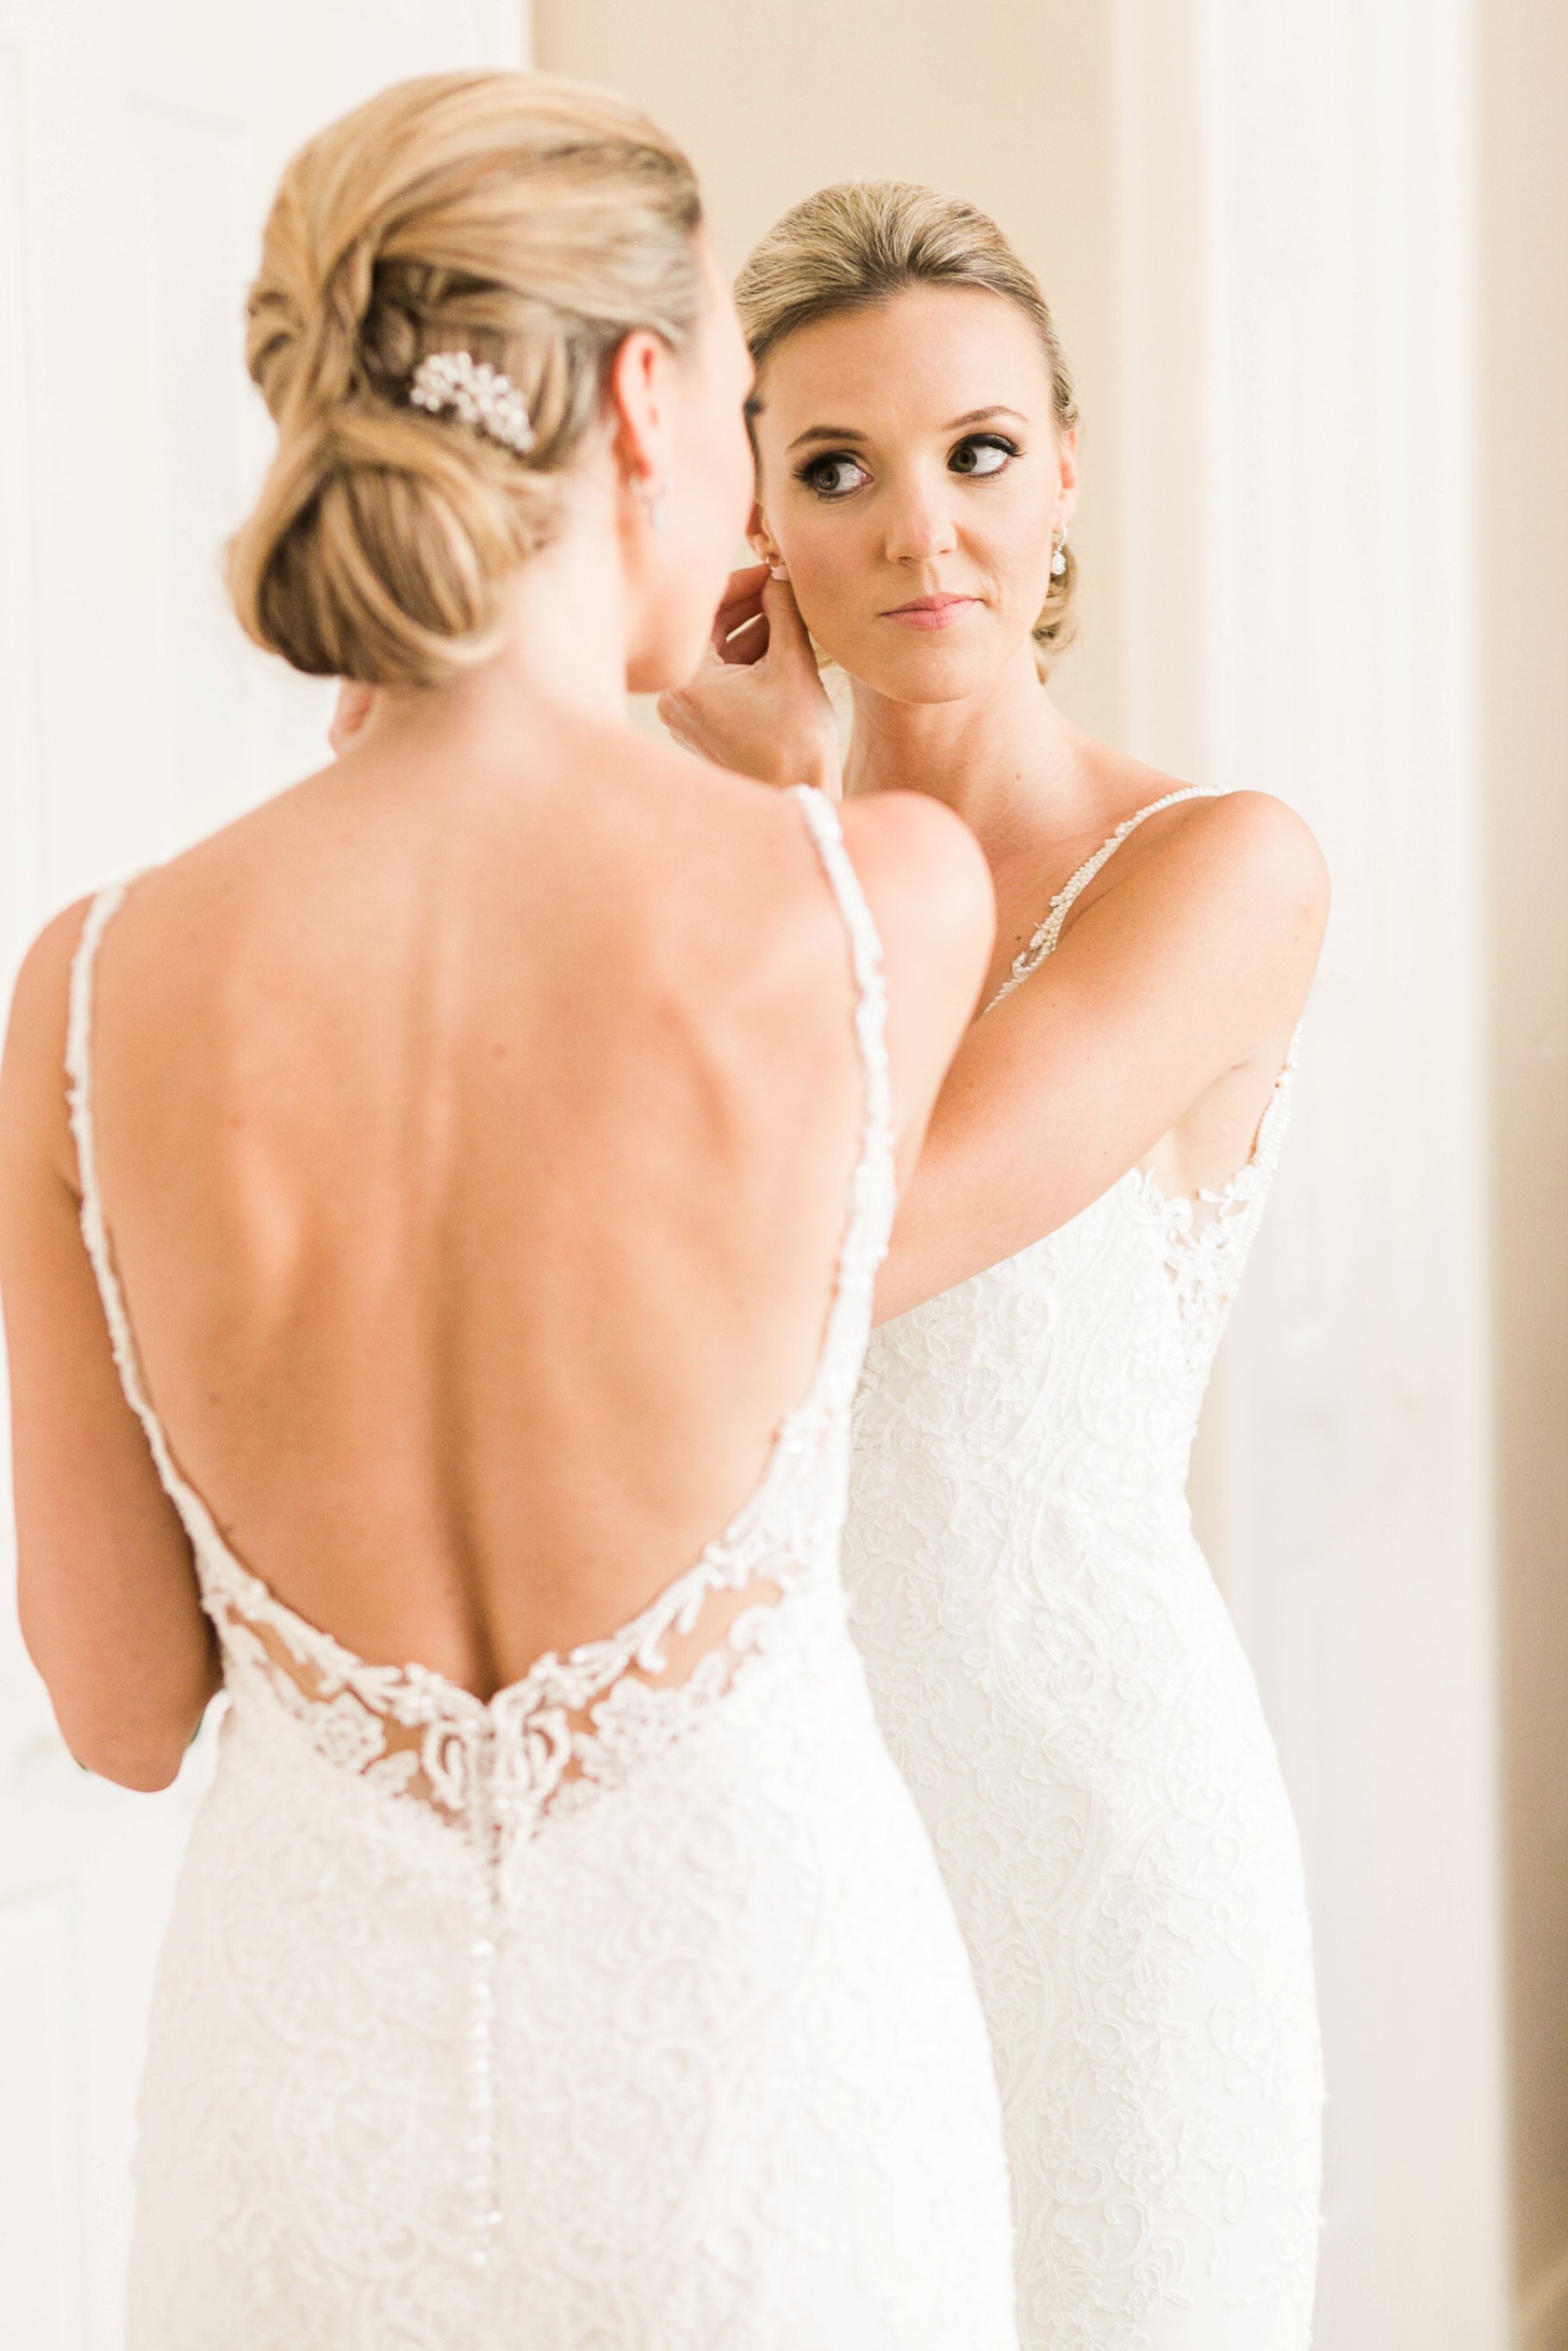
[2,3,1565,2347]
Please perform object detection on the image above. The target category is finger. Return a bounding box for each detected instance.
[711,586,765,659]
[656,687,706,744]
[716,608,768,668]
[757,573,816,671]
[710,563,771,633]
[723,559,771,604]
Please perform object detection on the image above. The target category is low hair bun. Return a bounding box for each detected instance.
[230,403,537,684]
[228,72,704,690]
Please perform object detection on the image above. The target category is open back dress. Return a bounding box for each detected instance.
[67,789,1017,2351]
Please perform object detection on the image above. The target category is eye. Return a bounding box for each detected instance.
[797,451,872,500]
[949,432,1019,479]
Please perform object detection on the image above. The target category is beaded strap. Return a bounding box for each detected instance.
[790,787,897,1396]
[986,786,1226,1011]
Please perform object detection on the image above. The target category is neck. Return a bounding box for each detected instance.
[843,640,1090,855]
[369,491,632,760]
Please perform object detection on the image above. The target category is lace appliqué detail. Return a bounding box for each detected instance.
[197,1423,845,1841]
[1123,1028,1300,1385]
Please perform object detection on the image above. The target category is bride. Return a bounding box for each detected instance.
[660,179,1327,2347]
[0,89,1020,2349]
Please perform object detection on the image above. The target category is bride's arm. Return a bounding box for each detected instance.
[874,789,1328,1321]
[0,909,220,1788]
[656,570,1328,1327]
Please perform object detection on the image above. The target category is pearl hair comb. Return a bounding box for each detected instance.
[408,351,535,456]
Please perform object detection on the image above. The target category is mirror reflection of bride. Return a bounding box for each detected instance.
[662,179,1328,2349]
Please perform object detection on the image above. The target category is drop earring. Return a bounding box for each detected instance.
[637,470,669,532]
[1050,526,1069,580]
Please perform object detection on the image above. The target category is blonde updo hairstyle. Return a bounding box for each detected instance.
[736,181,1080,678]
[229,72,705,688]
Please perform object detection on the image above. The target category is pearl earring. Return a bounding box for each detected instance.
[1050,526,1069,580]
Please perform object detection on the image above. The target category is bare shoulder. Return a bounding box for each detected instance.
[10,895,94,1007]
[4,896,96,1071]
[0,896,95,1187]
[1172,789,1329,922]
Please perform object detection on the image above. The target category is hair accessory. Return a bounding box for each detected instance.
[408,351,535,456]
[1050,526,1069,580]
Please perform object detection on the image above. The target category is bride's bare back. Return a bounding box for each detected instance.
[44,712,977,1705]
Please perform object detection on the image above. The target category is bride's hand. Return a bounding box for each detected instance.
[658,563,842,800]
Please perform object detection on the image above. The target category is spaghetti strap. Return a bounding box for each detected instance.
[986,785,1227,1011]
[65,881,230,1565]
[791,787,891,1138]
[58,812,903,1738]
[790,786,896,1334]
[65,885,166,1451]
[65,815,895,1460]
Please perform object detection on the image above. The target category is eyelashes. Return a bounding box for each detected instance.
[949,433,1020,480]
[795,451,872,499]
[793,432,1024,501]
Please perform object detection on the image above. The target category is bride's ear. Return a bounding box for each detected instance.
[328,681,376,758]
[1055,426,1081,527]
[748,501,788,581]
[607,328,672,503]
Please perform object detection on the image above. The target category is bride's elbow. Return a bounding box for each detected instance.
[25,1628,216,1793]
[55,1711,201,1795]
[65,1726,190,1792]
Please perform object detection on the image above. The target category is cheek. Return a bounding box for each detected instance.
[775,505,869,624]
[986,491,1060,613]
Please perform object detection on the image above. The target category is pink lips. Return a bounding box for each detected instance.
[881,594,978,631]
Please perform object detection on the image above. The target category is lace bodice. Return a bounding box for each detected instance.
[843,790,1322,2348]
[71,789,1019,2350]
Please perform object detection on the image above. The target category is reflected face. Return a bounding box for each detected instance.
[749,284,1076,704]
[628,236,756,693]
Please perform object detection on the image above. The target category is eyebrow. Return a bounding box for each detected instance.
[785,405,1029,453]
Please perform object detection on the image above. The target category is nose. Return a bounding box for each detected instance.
[883,468,959,566]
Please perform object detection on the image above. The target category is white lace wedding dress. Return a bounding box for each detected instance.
[68,791,1017,2351]
[843,789,1322,2349]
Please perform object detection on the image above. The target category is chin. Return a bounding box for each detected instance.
[843,633,1014,707]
